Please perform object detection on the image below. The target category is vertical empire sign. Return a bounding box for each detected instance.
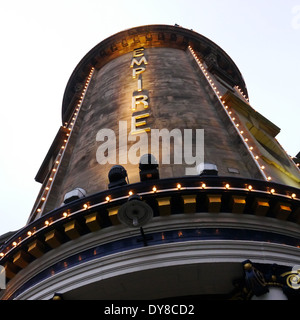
[96,45,204,170]
[130,47,150,135]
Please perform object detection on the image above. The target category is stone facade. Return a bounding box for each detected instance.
[43,47,263,211]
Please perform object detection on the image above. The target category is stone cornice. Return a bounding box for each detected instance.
[2,212,300,300]
[8,240,300,300]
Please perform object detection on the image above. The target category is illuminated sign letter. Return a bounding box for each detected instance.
[132,67,146,79]
[131,113,150,135]
[133,48,145,57]
[130,56,148,68]
[132,95,149,111]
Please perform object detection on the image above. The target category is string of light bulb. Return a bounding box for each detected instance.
[0,177,298,260]
[237,82,299,174]
[188,46,271,181]
[236,83,299,174]
[236,85,249,103]
[30,67,95,220]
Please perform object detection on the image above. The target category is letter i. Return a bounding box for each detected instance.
[138,75,142,92]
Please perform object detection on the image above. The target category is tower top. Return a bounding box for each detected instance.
[62,24,248,123]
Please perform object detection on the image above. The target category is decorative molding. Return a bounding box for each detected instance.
[2,212,300,300]
[11,240,300,300]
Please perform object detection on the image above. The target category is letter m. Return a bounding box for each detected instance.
[151,128,182,165]
[130,56,148,68]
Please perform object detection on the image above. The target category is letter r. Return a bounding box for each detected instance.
[132,95,149,111]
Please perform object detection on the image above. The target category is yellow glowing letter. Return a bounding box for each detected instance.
[133,48,145,57]
[131,113,150,135]
[130,56,148,68]
[132,95,149,111]
[132,67,146,79]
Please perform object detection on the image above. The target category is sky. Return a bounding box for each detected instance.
[0,0,299,235]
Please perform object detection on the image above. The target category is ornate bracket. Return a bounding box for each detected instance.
[231,260,300,300]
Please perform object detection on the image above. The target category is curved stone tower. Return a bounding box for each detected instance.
[1,25,300,300]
